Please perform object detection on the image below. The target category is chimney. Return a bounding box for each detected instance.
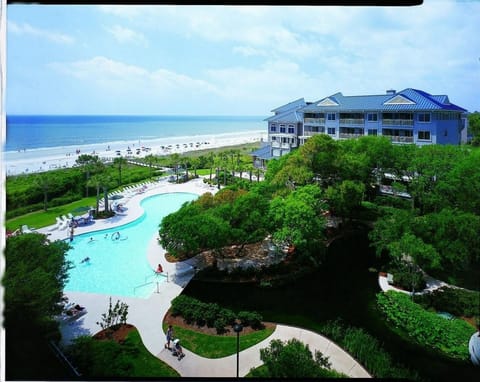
[386,89,396,95]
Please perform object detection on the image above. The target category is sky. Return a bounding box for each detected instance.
[4,1,480,115]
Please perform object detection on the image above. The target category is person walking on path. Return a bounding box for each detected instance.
[165,325,174,350]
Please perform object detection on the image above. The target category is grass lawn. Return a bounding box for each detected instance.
[126,329,180,377]
[163,323,275,359]
[6,196,99,231]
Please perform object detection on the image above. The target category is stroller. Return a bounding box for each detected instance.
[171,338,185,360]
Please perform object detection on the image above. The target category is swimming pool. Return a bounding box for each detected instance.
[64,192,198,298]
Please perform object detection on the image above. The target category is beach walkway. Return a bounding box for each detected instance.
[38,177,370,378]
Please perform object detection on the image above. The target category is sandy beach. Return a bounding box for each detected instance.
[3,130,267,176]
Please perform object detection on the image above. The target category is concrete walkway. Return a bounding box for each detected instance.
[38,176,371,378]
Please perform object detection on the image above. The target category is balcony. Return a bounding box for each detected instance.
[385,135,414,143]
[382,119,414,126]
[302,130,324,137]
[304,118,325,124]
[271,141,292,149]
[339,118,365,125]
[339,133,364,139]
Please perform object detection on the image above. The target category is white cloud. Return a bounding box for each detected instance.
[8,20,74,44]
[49,56,219,103]
[104,24,148,46]
[49,56,148,80]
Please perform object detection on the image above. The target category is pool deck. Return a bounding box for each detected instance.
[38,176,371,378]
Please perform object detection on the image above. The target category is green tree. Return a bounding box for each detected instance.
[369,208,415,257]
[3,233,72,326]
[325,180,365,222]
[66,336,135,377]
[3,234,72,379]
[34,172,55,211]
[254,338,341,378]
[415,208,480,273]
[76,154,100,197]
[468,111,480,141]
[113,156,128,186]
[268,185,326,263]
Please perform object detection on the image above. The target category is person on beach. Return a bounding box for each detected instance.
[70,226,74,242]
[156,264,163,273]
[165,325,174,350]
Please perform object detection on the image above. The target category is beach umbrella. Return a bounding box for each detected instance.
[110,194,124,200]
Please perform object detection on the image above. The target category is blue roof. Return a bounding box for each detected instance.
[299,88,467,113]
[250,144,273,160]
[271,98,306,113]
[264,108,303,123]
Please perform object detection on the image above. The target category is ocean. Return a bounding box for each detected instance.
[5,114,267,152]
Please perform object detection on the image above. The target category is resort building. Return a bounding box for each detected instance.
[252,88,468,167]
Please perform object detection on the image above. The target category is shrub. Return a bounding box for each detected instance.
[319,318,421,380]
[214,317,227,334]
[170,295,264,331]
[414,286,480,318]
[377,291,473,361]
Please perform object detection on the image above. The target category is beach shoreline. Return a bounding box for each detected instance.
[3,130,267,176]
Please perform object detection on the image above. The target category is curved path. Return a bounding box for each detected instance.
[39,177,371,378]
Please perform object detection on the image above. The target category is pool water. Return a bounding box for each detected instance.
[64,192,198,298]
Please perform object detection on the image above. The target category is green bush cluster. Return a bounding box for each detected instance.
[319,319,421,380]
[388,262,427,291]
[414,286,480,319]
[377,291,474,361]
[170,295,264,334]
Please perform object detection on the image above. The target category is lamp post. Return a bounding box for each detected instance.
[233,323,243,378]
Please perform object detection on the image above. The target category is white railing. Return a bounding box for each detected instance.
[339,118,364,124]
[303,131,324,136]
[339,133,364,139]
[304,118,325,124]
[382,119,414,126]
[385,135,414,143]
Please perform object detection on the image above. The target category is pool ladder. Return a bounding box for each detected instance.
[133,272,169,295]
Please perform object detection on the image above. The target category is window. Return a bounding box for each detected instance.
[367,113,378,122]
[270,124,276,132]
[368,129,377,136]
[271,136,277,141]
[327,113,336,121]
[327,127,336,135]
[418,131,431,140]
[288,127,295,134]
[418,113,431,122]
[280,126,286,133]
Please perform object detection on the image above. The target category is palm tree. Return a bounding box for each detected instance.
[76,154,100,197]
[88,174,103,214]
[144,154,157,179]
[207,152,215,182]
[245,163,255,183]
[169,153,181,183]
[190,157,200,178]
[113,157,128,186]
[100,174,114,213]
[34,173,54,211]
[180,157,189,182]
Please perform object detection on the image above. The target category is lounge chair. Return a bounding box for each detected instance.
[21,224,35,233]
[57,304,88,324]
[59,216,69,230]
[67,213,74,219]
[48,217,63,231]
